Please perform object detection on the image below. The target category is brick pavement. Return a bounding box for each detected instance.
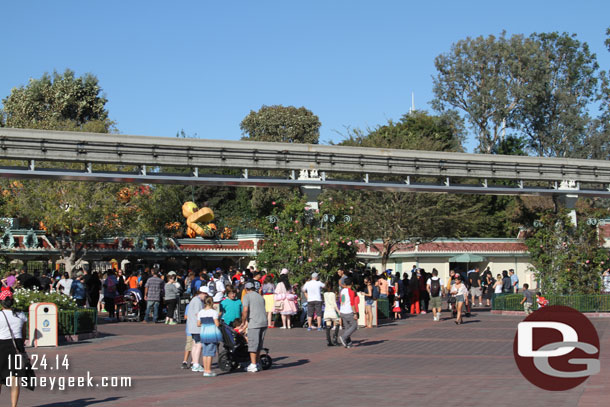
[1,310,608,407]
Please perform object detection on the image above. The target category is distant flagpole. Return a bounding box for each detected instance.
[409,92,415,113]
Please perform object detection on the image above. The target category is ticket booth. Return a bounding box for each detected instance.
[28,303,58,347]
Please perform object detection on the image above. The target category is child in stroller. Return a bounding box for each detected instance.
[217,322,272,372]
[123,288,142,322]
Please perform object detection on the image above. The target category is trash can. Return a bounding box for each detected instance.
[377,297,390,321]
[28,303,58,347]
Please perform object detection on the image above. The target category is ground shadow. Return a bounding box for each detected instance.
[269,358,309,370]
[35,397,123,407]
[460,319,481,325]
[353,339,387,347]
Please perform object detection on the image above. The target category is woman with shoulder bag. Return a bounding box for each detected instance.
[0,287,35,406]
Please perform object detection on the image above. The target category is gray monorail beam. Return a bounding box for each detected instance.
[1,167,610,197]
[1,128,610,184]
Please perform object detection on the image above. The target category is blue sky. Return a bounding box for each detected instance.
[1,1,609,151]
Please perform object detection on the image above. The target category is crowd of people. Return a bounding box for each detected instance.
[0,262,598,380]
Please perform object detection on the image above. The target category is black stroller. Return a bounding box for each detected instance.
[123,289,142,322]
[217,323,272,372]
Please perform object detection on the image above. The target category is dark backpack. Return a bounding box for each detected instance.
[430,278,441,297]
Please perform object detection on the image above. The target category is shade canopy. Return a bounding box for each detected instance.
[448,253,486,263]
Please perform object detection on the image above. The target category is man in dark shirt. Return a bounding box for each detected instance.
[39,271,53,292]
[16,269,40,289]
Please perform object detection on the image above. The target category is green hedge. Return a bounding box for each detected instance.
[58,308,98,335]
[493,294,610,312]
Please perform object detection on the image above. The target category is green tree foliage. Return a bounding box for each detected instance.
[525,210,610,294]
[240,104,321,219]
[1,69,114,132]
[0,70,121,272]
[514,33,600,158]
[432,32,603,157]
[349,191,494,270]
[240,105,321,144]
[340,110,465,152]
[432,32,532,153]
[254,193,358,283]
[339,110,511,266]
[3,180,131,273]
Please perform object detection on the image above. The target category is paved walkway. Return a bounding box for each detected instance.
[2,311,609,407]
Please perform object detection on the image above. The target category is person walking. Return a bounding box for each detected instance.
[520,283,534,315]
[302,272,325,331]
[450,275,468,324]
[509,269,519,293]
[274,271,297,329]
[103,270,118,321]
[261,275,276,328]
[240,282,268,373]
[197,296,222,377]
[143,270,164,323]
[186,286,209,372]
[363,276,374,328]
[426,269,444,321]
[323,280,341,346]
[338,278,358,348]
[164,272,181,325]
[0,287,34,406]
[70,272,87,307]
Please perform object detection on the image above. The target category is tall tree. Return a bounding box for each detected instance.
[339,111,503,269]
[1,69,113,132]
[0,70,120,273]
[240,105,321,144]
[432,32,534,153]
[432,32,603,157]
[514,32,600,158]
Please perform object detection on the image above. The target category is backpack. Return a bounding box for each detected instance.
[207,280,217,296]
[190,278,202,294]
[430,278,441,297]
[372,286,380,300]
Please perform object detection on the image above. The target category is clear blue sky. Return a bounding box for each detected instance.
[1,1,609,151]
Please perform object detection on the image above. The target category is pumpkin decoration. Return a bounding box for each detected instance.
[182,202,215,238]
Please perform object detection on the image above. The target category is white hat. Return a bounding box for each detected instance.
[199,286,209,294]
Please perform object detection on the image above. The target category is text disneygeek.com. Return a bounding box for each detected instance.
[5,372,132,391]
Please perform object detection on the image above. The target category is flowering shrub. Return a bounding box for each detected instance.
[12,287,79,312]
[525,209,609,295]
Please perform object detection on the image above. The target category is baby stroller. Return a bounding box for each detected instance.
[217,323,272,372]
[123,289,142,322]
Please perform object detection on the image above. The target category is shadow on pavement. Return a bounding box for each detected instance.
[354,339,387,347]
[272,358,309,370]
[35,397,123,407]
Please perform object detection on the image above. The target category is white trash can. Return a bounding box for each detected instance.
[28,302,58,347]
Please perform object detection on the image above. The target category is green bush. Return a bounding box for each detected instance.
[58,309,97,335]
[493,293,610,312]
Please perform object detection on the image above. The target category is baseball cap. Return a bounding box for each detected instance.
[311,272,319,279]
[199,286,209,294]
[280,268,289,275]
[168,271,177,276]
[245,282,255,289]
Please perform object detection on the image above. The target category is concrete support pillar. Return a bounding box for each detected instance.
[300,185,322,210]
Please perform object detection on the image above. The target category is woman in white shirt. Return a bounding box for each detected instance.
[450,276,469,325]
[0,287,30,406]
